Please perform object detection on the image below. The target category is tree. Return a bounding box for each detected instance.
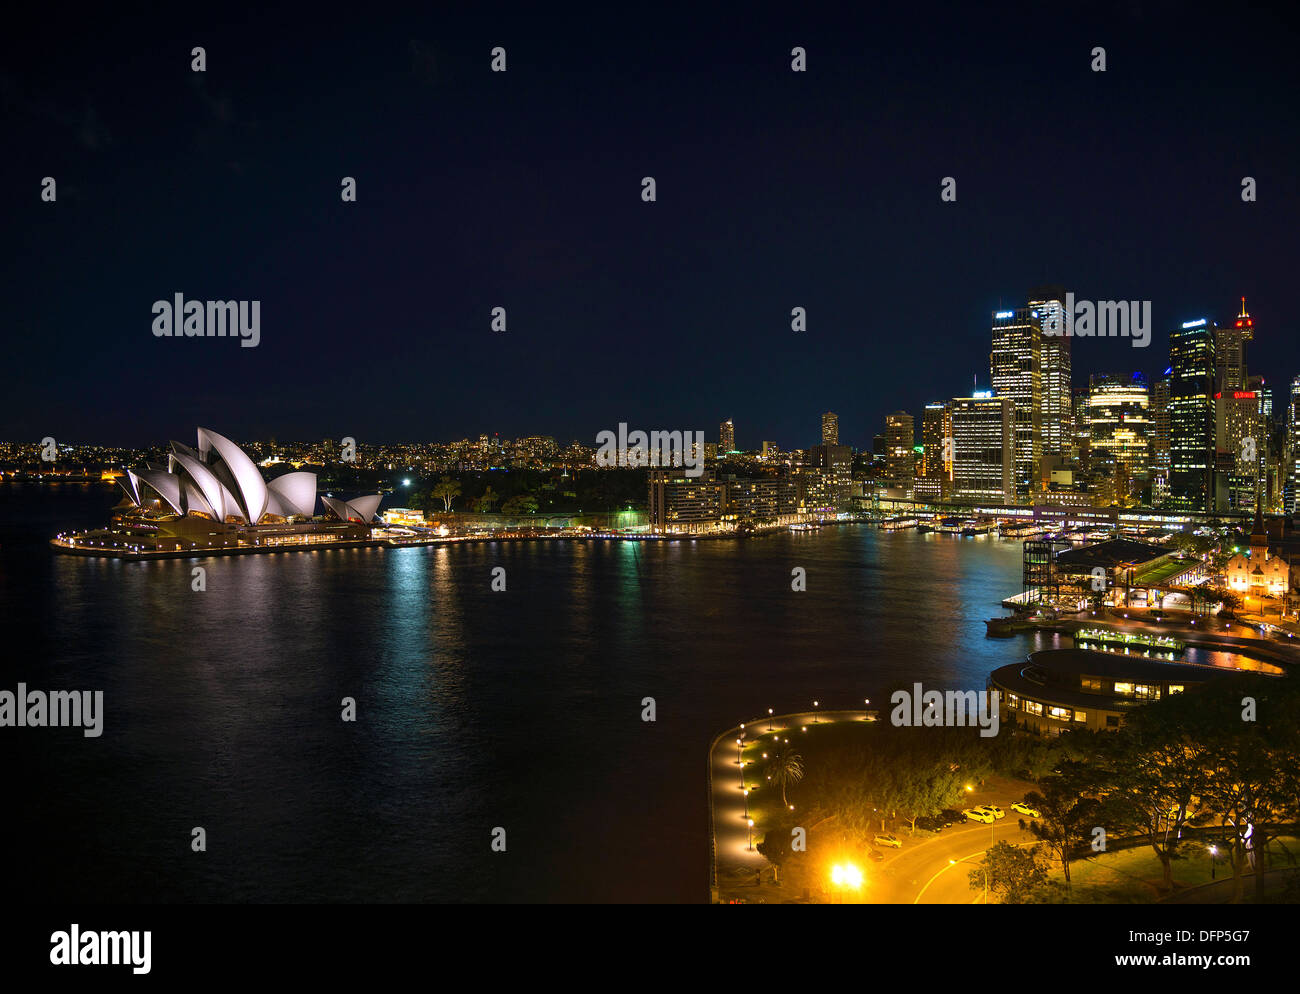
[769,748,805,808]
[1099,693,1211,892]
[501,493,539,516]
[1021,765,1104,891]
[1189,677,1300,903]
[431,476,461,511]
[474,486,500,513]
[969,841,1049,903]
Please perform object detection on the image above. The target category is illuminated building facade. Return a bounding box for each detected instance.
[821,411,839,446]
[915,402,952,501]
[950,394,1014,503]
[884,411,915,495]
[1088,372,1150,505]
[719,419,735,454]
[1168,318,1217,512]
[1287,375,1300,514]
[990,307,1043,501]
[1029,286,1073,460]
[1215,389,1265,511]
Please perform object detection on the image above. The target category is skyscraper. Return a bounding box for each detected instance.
[719,419,735,453]
[821,411,839,446]
[1029,286,1073,460]
[915,402,952,501]
[1214,388,1264,511]
[1088,372,1151,506]
[1286,375,1300,514]
[990,307,1042,502]
[1168,318,1217,512]
[1215,297,1254,393]
[1150,371,1172,502]
[950,394,1014,503]
[884,411,915,495]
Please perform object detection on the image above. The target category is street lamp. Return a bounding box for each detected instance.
[736,738,744,789]
[830,862,863,903]
[743,789,750,819]
[747,819,754,851]
[813,700,819,723]
[768,708,774,731]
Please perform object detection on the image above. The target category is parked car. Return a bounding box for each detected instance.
[964,808,995,824]
[874,833,903,849]
[977,805,1006,820]
[939,809,966,827]
[913,815,945,833]
[866,848,885,862]
[1011,801,1041,818]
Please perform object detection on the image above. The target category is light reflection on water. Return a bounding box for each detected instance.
[0,489,1287,902]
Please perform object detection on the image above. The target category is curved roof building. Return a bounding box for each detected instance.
[115,427,381,526]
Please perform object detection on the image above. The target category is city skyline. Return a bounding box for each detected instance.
[5,8,1300,451]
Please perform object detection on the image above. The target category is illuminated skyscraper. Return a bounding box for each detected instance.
[719,419,735,453]
[1215,386,1264,511]
[950,394,1014,503]
[1150,371,1172,502]
[884,411,915,495]
[821,411,839,446]
[915,402,952,501]
[1088,372,1150,506]
[1029,286,1073,460]
[1286,375,1300,514]
[1215,297,1254,393]
[1168,318,1217,512]
[990,307,1042,502]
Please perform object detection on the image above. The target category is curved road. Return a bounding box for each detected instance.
[710,711,1037,903]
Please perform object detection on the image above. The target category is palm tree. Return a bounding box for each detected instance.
[769,748,805,808]
[474,486,500,513]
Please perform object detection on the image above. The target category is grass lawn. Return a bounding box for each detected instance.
[740,716,879,832]
[1051,836,1300,903]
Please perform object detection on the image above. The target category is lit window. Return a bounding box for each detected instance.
[1168,684,1185,695]
[1048,706,1070,720]
[1113,682,1134,695]
[1024,701,1043,716]
[1073,711,1086,722]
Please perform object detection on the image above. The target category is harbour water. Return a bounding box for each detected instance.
[0,484,1160,901]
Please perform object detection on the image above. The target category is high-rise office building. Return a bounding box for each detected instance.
[1029,286,1073,459]
[884,411,915,495]
[1150,372,1172,471]
[990,307,1043,502]
[799,444,852,508]
[719,419,735,454]
[821,411,839,446]
[1215,387,1265,511]
[1088,372,1151,505]
[1168,318,1217,512]
[1072,387,1092,472]
[1150,371,1172,502]
[1215,297,1254,393]
[915,402,952,501]
[950,394,1014,503]
[1286,375,1300,514]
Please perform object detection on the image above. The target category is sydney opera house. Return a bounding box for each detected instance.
[52,427,384,557]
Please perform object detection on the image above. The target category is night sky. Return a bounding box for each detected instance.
[4,4,1299,449]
